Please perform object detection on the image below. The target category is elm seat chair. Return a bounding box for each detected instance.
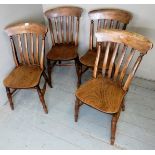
[75,29,153,145]
[3,22,49,114]
[44,6,83,87]
[79,9,132,85]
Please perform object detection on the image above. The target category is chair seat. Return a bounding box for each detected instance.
[80,48,113,68]
[47,43,78,60]
[3,65,43,89]
[76,75,126,113]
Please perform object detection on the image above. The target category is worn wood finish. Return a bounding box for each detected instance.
[88,9,132,24]
[75,29,153,145]
[45,6,83,87]
[3,22,49,113]
[79,8,132,86]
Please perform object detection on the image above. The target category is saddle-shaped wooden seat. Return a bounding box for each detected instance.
[76,75,125,113]
[4,65,43,89]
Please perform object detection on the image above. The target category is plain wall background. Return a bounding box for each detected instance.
[0,4,45,106]
[43,4,155,81]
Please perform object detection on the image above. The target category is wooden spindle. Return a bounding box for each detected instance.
[104,19,108,28]
[71,16,74,43]
[93,42,101,78]
[48,19,55,46]
[40,36,45,69]
[89,20,94,50]
[55,17,60,44]
[35,34,39,64]
[66,16,69,44]
[108,43,119,78]
[10,37,19,66]
[110,20,114,28]
[24,33,30,65]
[102,42,111,76]
[114,45,127,81]
[75,17,80,46]
[60,16,64,43]
[119,48,135,82]
[17,34,24,63]
[115,21,120,29]
[122,23,127,30]
[30,33,34,64]
[123,54,144,91]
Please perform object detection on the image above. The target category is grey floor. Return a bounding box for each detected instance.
[0,62,155,150]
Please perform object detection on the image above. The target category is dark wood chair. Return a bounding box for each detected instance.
[44,6,83,87]
[79,9,132,85]
[3,22,49,114]
[75,29,153,145]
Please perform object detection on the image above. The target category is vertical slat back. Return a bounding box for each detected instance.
[45,7,83,46]
[88,9,132,50]
[75,17,80,46]
[119,48,135,82]
[60,16,64,43]
[35,34,39,64]
[70,16,74,42]
[10,37,19,66]
[17,34,25,63]
[30,33,34,64]
[54,17,60,44]
[93,42,101,78]
[5,22,47,69]
[123,53,144,91]
[108,43,119,78]
[40,35,45,69]
[89,20,94,50]
[48,19,55,46]
[66,16,69,44]
[94,29,153,92]
[113,45,127,81]
[24,33,30,65]
[102,42,111,75]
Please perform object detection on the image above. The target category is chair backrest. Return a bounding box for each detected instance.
[44,6,83,46]
[5,22,48,70]
[88,9,132,50]
[94,29,153,91]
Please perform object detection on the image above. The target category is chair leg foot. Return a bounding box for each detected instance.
[36,86,48,114]
[74,97,80,122]
[47,59,53,88]
[6,87,14,110]
[111,114,117,145]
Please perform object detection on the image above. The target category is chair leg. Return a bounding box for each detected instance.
[74,58,82,88]
[47,59,52,88]
[111,114,117,145]
[43,71,51,88]
[122,98,125,111]
[110,109,121,145]
[6,87,14,110]
[36,86,48,114]
[74,97,81,122]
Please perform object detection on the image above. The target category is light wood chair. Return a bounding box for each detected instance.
[75,29,153,145]
[3,22,49,113]
[79,9,132,85]
[44,6,83,87]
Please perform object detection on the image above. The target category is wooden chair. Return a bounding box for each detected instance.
[44,6,83,87]
[75,29,153,145]
[3,22,49,114]
[79,9,132,85]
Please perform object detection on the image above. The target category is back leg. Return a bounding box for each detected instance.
[36,86,48,114]
[6,87,14,110]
